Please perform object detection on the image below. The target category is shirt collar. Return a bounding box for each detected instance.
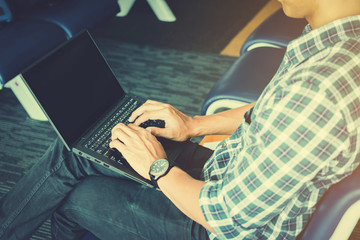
[285,15,360,67]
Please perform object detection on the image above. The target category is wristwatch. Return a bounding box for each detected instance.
[149,158,174,189]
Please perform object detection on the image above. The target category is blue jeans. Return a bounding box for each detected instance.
[0,138,212,240]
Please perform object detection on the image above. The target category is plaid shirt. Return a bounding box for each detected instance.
[200,15,360,240]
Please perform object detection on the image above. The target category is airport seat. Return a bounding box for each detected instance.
[17,0,120,38]
[0,0,120,120]
[202,8,307,116]
[201,47,285,115]
[0,19,67,88]
[299,163,360,239]
[240,9,307,54]
[0,18,68,120]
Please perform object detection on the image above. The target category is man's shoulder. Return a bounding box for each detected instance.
[292,38,360,80]
[330,38,360,59]
[272,38,359,107]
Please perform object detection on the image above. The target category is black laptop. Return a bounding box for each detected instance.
[20,31,183,188]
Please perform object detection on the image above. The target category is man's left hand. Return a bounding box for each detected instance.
[109,123,167,180]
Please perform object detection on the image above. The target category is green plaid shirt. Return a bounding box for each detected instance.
[200,15,360,240]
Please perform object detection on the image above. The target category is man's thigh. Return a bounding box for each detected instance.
[58,176,209,240]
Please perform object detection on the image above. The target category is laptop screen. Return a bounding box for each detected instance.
[22,31,126,147]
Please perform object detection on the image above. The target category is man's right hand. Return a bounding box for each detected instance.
[128,100,196,142]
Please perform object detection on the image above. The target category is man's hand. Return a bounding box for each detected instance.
[128,100,195,142]
[109,123,167,180]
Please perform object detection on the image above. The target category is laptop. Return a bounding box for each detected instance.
[20,30,184,188]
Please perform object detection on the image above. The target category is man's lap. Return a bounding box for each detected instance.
[55,176,208,239]
[53,138,213,239]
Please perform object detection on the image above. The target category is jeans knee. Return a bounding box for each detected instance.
[63,176,104,210]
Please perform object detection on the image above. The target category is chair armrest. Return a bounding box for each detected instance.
[201,47,286,115]
[301,166,360,240]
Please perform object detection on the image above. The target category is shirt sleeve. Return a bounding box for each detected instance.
[199,79,348,239]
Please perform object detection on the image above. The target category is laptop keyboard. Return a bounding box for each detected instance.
[84,97,139,161]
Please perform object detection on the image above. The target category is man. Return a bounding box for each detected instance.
[1,0,360,239]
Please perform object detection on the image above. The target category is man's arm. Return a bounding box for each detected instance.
[129,100,255,141]
[110,100,255,235]
[190,102,256,136]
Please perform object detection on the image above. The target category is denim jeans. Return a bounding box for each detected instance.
[0,138,212,240]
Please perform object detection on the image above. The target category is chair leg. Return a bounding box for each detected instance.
[117,0,136,17]
[5,75,48,121]
[146,0,176,22]
[117,0,176,22]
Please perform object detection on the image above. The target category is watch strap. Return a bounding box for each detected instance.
[150,159,175,189]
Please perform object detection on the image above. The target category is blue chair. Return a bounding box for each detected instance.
[202,9,307,116]
[300,164,360,239]
[17,0,120,38]
[0,0,120,120]
[201,47,285,115]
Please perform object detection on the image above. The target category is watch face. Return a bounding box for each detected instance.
[150,159,169,177]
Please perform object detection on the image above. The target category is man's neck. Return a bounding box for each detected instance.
[307,0,360,29]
